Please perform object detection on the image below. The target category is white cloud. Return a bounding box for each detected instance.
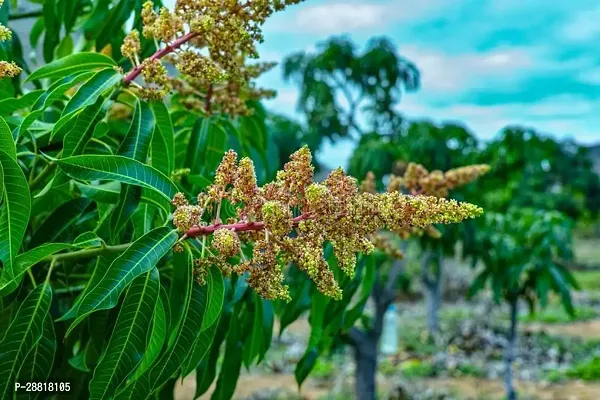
[561,5,600,41]
[267,0,446,35]
[401,45,536,92]
[579,68,600,84]
[295,4,391,33]
[399,94,598,142]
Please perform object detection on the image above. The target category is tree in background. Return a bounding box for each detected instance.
[0,1,486,399]
[282,36,420,149]
[478,127,600,223]
[282,163,486,400]
[349,120,483,336]
[469,209,578,400]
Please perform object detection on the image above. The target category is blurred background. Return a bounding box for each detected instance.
[4,0,600,399]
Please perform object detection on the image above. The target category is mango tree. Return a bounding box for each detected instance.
[469,209,578,400]
[0,1,485,399]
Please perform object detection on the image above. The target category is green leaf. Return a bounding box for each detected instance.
[29,198,91,248]
[167,246,193,348]
[119,99,155,162]
[186,174,212,189]
[211,311,243,400]
[42,0,60,63]
[294,347,319,388]
[26,52,117,82]
[89,268,160,400]
[75,181,120,204]
[17,313,56,389]
[242,294,263,369]
[180,314,219,378]
[0,243,72,297]
[17,73,95,139]
[129,296,167,381]
[62,256,113,321]
[0,117,16,161]
[120,282,208,399]
[109,99,154,241]
[0,149,31,278]
[63,96,107,158]
[74,232,105,248]
[56,155,178,204]
[201,265,224,332]
[131,204,157,240]
[0,90,44,116]
[194,312,231,398]
[109,185,141,242]
[63,68,122,116]
[186,118,226,176]
[61,227,178,336]
[0,283,53,399]
[150,101,175,176]
[258,300,274,363]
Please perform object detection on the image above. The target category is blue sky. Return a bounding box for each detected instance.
[250,0,600,168]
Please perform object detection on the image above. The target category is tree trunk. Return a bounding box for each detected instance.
[504,298,519,400]
[425,276,441,335]
[354,337,378,400]
[422,252,442,336]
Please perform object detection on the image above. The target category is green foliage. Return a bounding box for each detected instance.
[470,209,578,314]
[282,36,420,147]
[520,303,597,324]
[573,270,600,291]
[478,127,600,221]
[566,357,600,381]
[399,359,436,378]
[0,2,306,398]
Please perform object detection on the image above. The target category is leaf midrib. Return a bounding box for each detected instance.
[75,230,173,317]
[1,284,48,399]
[95,271,152,400]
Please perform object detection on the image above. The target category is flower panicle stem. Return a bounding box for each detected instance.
[122,31,199,84]
[185,213,312,238]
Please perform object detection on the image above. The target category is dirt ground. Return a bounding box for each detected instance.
[178,372,600,400]
[173,315,600,400]
[524,319,600,340]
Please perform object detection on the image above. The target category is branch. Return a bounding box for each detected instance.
[184,213,312,238]
[382,259,404,305]
[29,162,56,191]
[122,31,199,84]
[9,10,43,20]
[344,326,367,347]
[204,84,213,114]
[420,250,435,288]
[44,243,131,264]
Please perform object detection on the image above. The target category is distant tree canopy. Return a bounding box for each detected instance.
[478,127,600,221]
[282,36,420,148]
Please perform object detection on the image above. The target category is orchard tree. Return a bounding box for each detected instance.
[0,1,485,399]
[282,35,420,147]
[478,126,600,222]
[469,209,578,400]
[349,121,484,336]
[283,163,485,400]
[266,112,321,171]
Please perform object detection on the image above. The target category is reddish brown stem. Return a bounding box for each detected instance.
[122,31,199,84]
[185,213,311,238]
[204,84,213,114]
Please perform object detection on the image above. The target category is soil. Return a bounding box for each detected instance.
[524,319,600,340]
[421,377,600,400]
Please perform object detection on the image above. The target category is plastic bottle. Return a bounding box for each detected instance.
[381,303,398,355]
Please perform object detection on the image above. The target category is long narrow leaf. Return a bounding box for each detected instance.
[0,283,53,399]
[61,227,178,336]
[56,155,178,204]
[89,268,160,400]
[0,150,31,277]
